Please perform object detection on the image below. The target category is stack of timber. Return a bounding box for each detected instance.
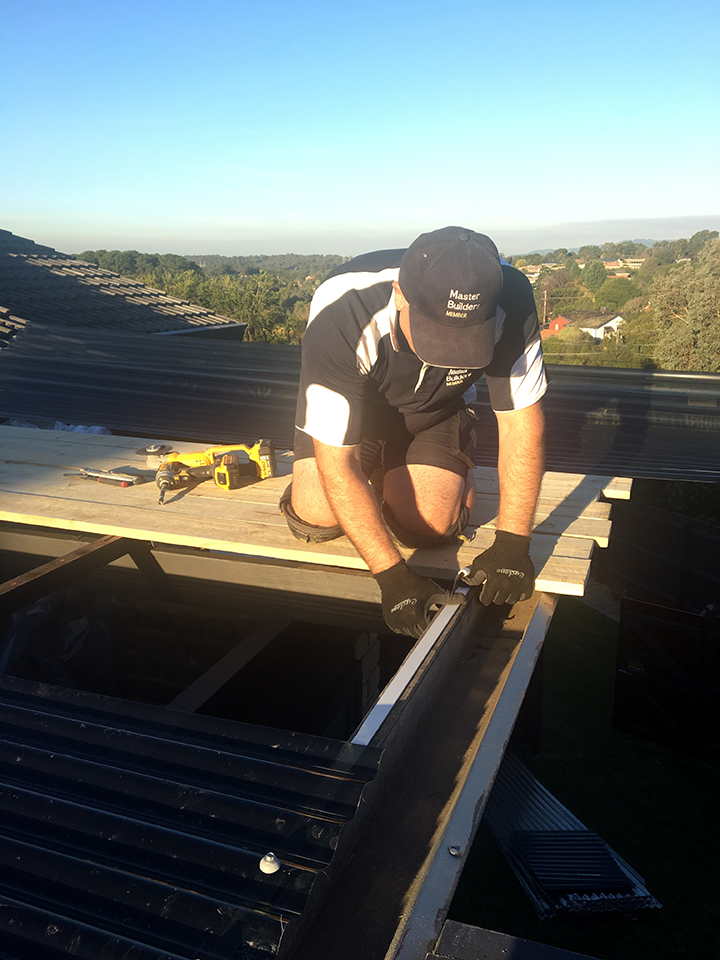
[0,426,631,598]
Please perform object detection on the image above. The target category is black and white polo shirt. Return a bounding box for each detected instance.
[295,249,547,448]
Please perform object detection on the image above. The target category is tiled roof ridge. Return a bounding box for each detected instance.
[0,230,238,330]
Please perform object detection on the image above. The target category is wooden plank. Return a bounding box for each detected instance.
[167,618,291,712]
[0,427,599,595]
[602,476,633,499]
[474,469,630,503]
[474,494,612,520]
[0,487,590,589]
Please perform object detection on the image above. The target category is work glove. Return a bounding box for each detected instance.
[374,559,463,638]
[462,530,535,605]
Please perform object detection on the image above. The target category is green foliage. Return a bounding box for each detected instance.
[74,247,326,343]
[544,247,570,263]
[650,238,720,372]
[73,231,719,356]
[563,257,582,279]
[594,277,641,312]
[540,326,598,364]
[580,259,608,293]
[600,239,652,260]
[687,229,719,256]
[576,244,602,261]
[637,230,719,282]
[190,253,347,280]
[77,249,202,275]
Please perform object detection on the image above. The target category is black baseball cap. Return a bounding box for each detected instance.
[398,226,503,368]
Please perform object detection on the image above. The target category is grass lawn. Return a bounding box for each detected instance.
[449,595,720,960]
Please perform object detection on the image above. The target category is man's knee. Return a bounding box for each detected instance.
[382,498,471,548]
[382,464,472,547]
[279,481,344,543]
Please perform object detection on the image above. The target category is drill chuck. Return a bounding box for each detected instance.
[156,464,178,505]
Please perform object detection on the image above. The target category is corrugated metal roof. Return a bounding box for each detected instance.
[1,321,718,479]
[0,230,240,335]
[472,365,720,481]
[0,325,299,446]
[0,673,381,959]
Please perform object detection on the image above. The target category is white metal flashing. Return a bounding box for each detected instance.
[350,588,469,747]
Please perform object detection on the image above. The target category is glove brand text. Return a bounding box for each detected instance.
[391,597,417,613]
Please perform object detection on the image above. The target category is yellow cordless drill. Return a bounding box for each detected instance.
[155,440,276,505]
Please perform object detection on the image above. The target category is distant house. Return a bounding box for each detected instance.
[579,316,625,341]
[541,311,625,342]
[540,316,570,339]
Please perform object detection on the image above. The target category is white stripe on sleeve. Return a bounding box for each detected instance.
[301,384,353,446]
[510,340,547,410]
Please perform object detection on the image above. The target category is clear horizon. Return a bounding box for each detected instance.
[4,0,719,260]
[6,214,718,261]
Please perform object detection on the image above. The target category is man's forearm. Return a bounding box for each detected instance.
[495,401,545,537]
[314,441,401,574]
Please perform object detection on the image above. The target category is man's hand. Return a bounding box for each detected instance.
[463,530,535,605]
[375,560,463,637]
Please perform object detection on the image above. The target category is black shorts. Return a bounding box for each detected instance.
[293,404,476,479]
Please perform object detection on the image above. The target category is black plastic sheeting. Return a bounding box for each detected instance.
[483,752,661,919]
[0,324,718,479]
[0,674,382,959]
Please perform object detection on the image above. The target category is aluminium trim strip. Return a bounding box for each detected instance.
[350,588,470,747]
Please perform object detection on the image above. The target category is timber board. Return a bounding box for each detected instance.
[0,426,624,595]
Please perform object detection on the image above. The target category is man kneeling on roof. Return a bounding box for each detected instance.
[280,226,547,637]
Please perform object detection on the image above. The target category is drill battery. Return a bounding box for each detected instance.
[214,454,244,490]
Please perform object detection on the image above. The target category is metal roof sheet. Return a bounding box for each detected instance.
[482,752,661,919]
[0,673,381,959]
[0,325,299,446]
[1,321,718,479]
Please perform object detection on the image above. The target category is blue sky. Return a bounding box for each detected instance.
[3,0,719,256]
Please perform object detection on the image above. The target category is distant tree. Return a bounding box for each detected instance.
[541,326,598,365]
[580,259,607,293]
[601,241,619,260]
[576,245,602,261]
[650,240,677,266]
[620,296,648,319]
[620,308,659,368]
[77,249,103,265]
[564,257,582,279]
[600,240,652,260]
[594,277,641,312]
[75,249,200,276]
[687,229,719,258]
[651,239,720,371]
[536,265,554,283]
